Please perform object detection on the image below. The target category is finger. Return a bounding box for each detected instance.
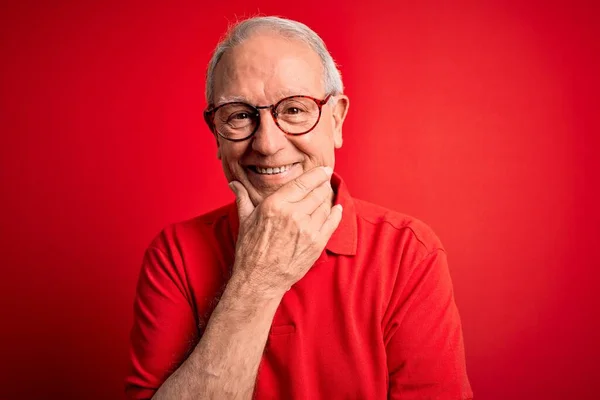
[229,181,255,221]
[276,166,333,203]
[318,204,343,242]
[295,179,332,215]
[309,196,331,230]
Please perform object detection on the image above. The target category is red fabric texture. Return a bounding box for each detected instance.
[126,172,472,399]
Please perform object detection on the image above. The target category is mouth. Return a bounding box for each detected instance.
[247,163,300,175]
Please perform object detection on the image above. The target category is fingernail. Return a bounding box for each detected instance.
[337,204,343,212]
[323,166,333,176]
[228,182,237,195]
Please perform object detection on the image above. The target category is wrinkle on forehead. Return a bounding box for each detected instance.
[212,32,324,106]
[215,88,317,107]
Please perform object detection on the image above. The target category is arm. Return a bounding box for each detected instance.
[152,272,283,399]
[126,166,341,399]
[385,249,473,400]
[125,241,282,400]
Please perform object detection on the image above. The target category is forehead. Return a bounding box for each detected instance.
[212,31,325,105]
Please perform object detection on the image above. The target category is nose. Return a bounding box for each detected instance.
[251,109,287,156]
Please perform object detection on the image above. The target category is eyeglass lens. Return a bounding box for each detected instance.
[213,96,321,139]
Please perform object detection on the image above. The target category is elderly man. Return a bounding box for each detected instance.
[126,16,472,400]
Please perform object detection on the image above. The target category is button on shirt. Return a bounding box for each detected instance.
[125,173,473,399]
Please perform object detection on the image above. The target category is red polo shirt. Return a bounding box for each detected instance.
[126,173,473,399]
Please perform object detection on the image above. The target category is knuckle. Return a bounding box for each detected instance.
[260,197,272,209]
[298,225,318,242]
[261,198,280,214]
[297,225,310,237]
[290,212,304,225]
[308,231,320,244]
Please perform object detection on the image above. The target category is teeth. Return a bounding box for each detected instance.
[255,164,293,175]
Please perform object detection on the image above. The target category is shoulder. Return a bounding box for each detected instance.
[146,203,235,254]
[353,197,445,255]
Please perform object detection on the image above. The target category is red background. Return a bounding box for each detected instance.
[1,1,598,399]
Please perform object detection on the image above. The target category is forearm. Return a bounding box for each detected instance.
[153,273,283,400]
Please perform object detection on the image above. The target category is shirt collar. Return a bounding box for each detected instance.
[325,171,357,255]
[227,171,357,256]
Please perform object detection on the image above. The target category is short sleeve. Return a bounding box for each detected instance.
[385,249,473,399]
[125,245,199,399]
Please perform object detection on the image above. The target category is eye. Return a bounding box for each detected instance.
[282,107,304,115]
[230,112,250,120]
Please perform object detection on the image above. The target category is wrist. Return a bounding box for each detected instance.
[224,271,285,312]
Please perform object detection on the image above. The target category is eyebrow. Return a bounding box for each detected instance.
[274,88,305,98]
[214,95,249,107]
[214,89,310,107]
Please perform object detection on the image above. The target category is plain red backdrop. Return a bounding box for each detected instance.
[1,1,598,399]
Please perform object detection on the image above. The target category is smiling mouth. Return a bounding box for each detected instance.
[248,163,299,175]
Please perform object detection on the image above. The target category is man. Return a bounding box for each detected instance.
[126,16,472,399]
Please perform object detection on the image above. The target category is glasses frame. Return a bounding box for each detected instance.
[204,94,332,142]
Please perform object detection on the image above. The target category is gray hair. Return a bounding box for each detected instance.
[205,16,344,104]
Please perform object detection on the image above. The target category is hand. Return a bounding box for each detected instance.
[228,166,343,298]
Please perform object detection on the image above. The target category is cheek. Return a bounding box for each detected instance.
[294,130,336,164]
[218,140,241,161]
[218,143,247,176]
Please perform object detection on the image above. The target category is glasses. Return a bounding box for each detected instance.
[204,94,332,142]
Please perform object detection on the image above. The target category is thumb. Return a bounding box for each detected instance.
[229,181,254,220]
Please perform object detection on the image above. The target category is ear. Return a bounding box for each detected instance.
[331,95,349,149]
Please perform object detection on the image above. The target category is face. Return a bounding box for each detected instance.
[211,30,349,206]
